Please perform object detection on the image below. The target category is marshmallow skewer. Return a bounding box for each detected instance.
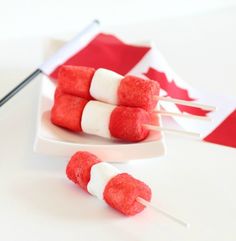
[67,151,189,227]
[51,93,200,142]
[58,65,215,117]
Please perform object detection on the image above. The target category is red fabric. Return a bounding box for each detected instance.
[144,67,211,116]
[204,109,236,148]
[50,33,150,79]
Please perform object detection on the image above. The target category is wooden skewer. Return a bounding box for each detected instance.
[143,124,200,138]
[137,197,189,228]
[156,110,211,121]
[155,96,216,111]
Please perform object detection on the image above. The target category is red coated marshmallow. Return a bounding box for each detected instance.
[66,151,152,216]
[51,93,151,142]
[58,65,160,112]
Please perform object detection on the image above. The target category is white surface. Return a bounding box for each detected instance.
[0,8,236,241]
[87,162,121,200]
[34,76,165,162]
[0,0,235,39]
[81,101,115,138]
[90,68,123,105]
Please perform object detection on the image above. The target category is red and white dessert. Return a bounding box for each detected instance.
[51,93,153,142]
[66,151,151,216]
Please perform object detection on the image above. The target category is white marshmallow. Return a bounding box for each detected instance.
[87,162,121,200]
[90,68,123,105]
[81,101,115,138]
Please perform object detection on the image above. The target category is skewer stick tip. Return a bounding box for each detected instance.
[137,197,190,228]
[143,124,200,139]
[156,110,212,122]
[156,96,216,112]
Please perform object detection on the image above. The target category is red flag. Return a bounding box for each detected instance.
[204,109,236,148]
[50,33,150,79]
[144,67,210,116]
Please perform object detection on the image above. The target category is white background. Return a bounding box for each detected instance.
[0,0,235,39]
[0,1,236,241]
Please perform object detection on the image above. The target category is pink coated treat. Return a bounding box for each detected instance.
[51,94,88,132]
[58,65,95,100]
[109,106,151,142]
[104,173,152,216]
[54,87,64,100]
[66,151,101,191]
[118,75,160,112]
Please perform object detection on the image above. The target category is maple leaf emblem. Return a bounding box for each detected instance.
[144,67,211,116]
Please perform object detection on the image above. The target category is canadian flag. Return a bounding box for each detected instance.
[40,20,236,149]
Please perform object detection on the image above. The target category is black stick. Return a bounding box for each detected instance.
[0,69,42,107]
